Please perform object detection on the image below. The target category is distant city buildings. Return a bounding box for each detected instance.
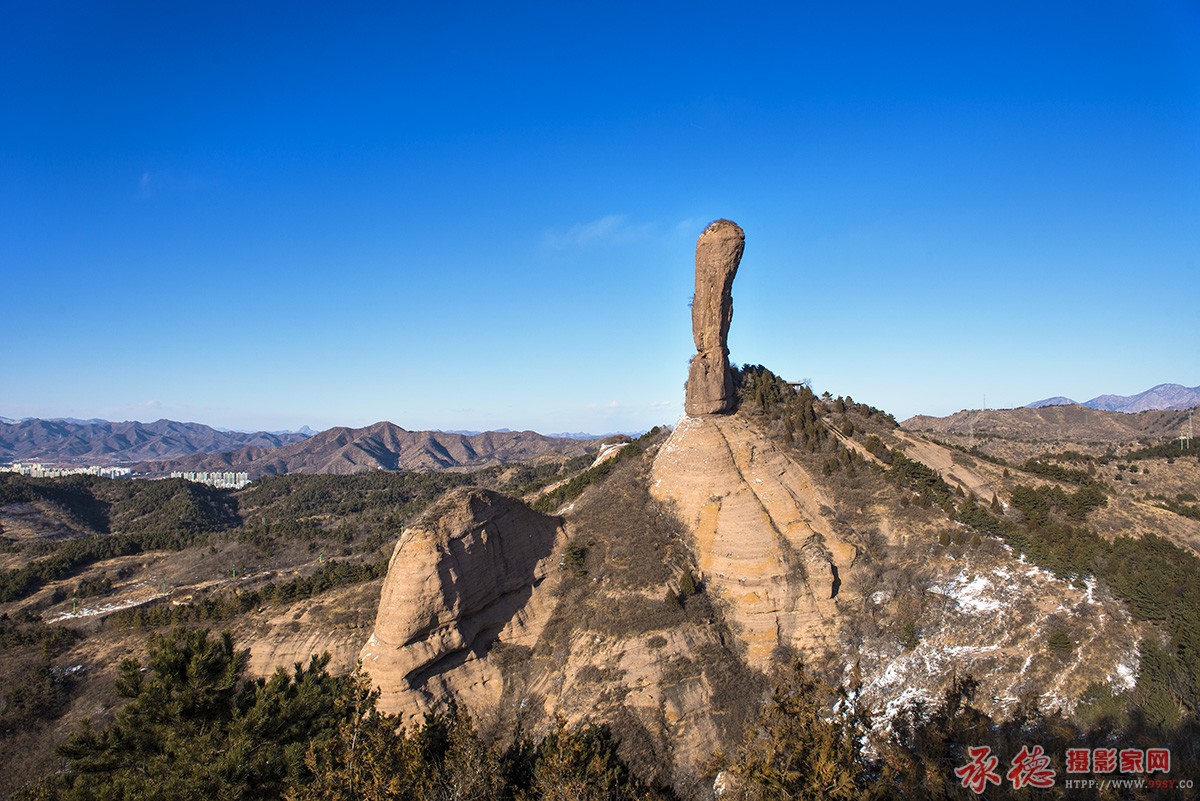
[1,462,132,479]
[0,462,251,489]
[170,471,251,489]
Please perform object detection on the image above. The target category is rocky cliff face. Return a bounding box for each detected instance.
[358,440,765,791]
[651,414,856,666]
[647,407,1145,728]
[361,487,566,717]
[685,220,744,416]
[359,417,1146,793]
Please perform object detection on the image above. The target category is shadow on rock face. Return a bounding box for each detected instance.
[362,487,564,705]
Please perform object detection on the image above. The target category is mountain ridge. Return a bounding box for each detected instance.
[135,420,601,477]
[0,418,311,465]
[1025,382,1200,413]
[903,403,1192,443]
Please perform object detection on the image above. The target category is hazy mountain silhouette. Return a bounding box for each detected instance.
[0,418,311,464]
[136,421,598,477]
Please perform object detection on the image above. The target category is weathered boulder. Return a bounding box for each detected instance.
[685,219,744,416]
[360,487,565,717]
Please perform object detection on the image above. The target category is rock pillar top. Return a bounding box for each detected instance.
[685,219,744,416]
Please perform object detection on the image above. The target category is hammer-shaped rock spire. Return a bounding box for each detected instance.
[685,219,744,416]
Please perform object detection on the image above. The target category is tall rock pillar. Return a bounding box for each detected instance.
[685,219,744,416]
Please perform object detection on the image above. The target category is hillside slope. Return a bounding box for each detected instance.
[360,380,1151,791]
[362,431,768,792]
[904,404,1192,445]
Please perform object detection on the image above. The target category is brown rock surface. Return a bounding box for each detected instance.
[355,414,1150,789]
[685,220,744,416]
[357,438,765,788]
[350,218,1164,791]
[651,414,857,666]
[360,487,566,718]
[244,580,381,678]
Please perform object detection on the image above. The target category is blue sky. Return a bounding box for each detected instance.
[3,2,1198,434]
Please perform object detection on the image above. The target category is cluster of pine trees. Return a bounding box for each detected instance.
[0,476,239,603]
[733,366,830,452]
[15,626,1198,800]
[15,628,676,801]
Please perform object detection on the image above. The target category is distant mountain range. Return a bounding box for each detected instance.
[0,418,311,465]
[904,404,1192,443]
[135,421,601,477]
[1,416,111,426]
[1025,383,1200,413]
[439,429,621,440]
[1,417,610,477]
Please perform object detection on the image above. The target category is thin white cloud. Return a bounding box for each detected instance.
[541,215,656,250]
[585,399,679,411]
[136,170,215,200]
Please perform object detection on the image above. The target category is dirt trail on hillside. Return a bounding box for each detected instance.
[892,431,1007,503]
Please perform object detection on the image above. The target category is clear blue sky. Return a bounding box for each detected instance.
[3,2,1198,434]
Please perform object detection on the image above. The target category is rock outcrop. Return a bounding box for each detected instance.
[245,580,381,679]
[651,413,857,667]
[685,219,744,416]
[361,487,566,717]
[359,432,770,789]
[355,218,1153,794]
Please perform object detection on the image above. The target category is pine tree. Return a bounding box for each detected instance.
[1047,629,1073,655]
[728,663,871,800]
[678,568,698,600]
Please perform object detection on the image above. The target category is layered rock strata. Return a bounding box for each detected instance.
[361,487,566,717]
[685,219,744,416]
[651,413,857,667]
